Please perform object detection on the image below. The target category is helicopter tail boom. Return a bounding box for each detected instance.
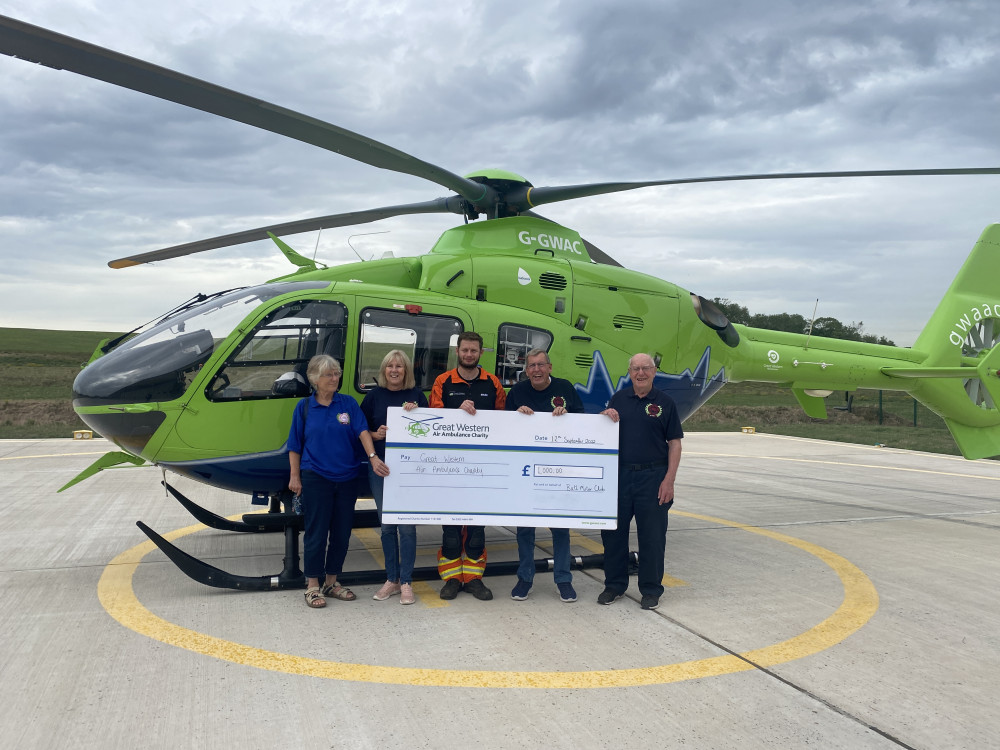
[720,224,1000,457]
[882,223,1000,457]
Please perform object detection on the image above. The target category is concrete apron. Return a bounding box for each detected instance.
[1,433,997,749]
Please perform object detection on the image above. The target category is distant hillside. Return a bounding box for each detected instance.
[0,328,961,456]
[0,327,124,438]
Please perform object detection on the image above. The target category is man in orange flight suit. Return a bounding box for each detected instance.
[429,331,506,600]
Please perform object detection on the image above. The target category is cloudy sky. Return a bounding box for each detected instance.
[1,0,998,346]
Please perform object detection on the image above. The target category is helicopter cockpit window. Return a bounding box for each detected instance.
[496,324,553,386]
[357,308,463,392]
[72,282,328,407]
[207,299,347,401]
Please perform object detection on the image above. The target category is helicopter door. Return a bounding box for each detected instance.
[174,298,349,452]
[354,307,465,393]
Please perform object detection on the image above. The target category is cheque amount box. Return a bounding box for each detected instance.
[533,464,605,479]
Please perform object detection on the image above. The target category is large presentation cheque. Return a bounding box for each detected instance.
[382,407,619,528]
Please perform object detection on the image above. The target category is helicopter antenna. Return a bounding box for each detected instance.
[805,298,820,350]
[313,228,322,262]
[347,231,390,261]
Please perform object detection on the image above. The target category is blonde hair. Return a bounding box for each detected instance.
[376,349,416,390]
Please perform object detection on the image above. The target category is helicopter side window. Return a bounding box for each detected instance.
[496,323,553,386]
[207,300,347,401]
[356,308,463,392]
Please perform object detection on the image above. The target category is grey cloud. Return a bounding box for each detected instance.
[1,0,998,342]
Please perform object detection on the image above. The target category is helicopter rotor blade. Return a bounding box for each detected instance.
[510,167,1000,211]
[109,197,465,268]
[0,15,493,207]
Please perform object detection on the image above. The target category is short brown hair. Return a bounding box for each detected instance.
[457,331,483,349]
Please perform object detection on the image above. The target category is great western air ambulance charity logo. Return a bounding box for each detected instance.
[402,413,442,438]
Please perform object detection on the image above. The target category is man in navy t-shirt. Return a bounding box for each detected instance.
[505,348,584,603]
[599,352,683,611]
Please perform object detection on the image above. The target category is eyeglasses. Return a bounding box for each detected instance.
[525,362,550,369]
[629,365,655,373]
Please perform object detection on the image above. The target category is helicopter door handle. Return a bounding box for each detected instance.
[571,335,592,342]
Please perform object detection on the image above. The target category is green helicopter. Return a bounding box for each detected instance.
[3,14,999,590]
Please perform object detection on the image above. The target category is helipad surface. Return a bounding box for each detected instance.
[1,433,997,748]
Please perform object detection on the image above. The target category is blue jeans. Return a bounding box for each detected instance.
[369,466,417,585]
[516,527,572,584]
[301,470,358,580]
[601,466,673,597]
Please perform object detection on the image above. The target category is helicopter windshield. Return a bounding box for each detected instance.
[73,282,329,406]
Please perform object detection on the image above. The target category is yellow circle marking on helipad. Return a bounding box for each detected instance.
[98,510,878,688]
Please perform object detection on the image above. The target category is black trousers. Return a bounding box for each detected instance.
[441,525,485,560]
[601,466,673,597]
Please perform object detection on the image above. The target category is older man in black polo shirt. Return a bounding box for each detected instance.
[599,352,683,610]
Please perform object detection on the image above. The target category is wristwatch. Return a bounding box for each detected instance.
[368,452,377,459]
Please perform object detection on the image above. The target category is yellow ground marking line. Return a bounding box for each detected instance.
[567,531,687,587]
[98,511,877,688]
[353,527,387,566]
[685,451,1000,482]
[354,524,519,608]
[353,527,448,609]
[675,510,878,666]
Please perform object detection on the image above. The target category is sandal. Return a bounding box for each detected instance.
[322,582,356,601]
[304,586,326,608]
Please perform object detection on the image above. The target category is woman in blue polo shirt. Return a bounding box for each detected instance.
[361,350,428,606]
[288,355,389,609]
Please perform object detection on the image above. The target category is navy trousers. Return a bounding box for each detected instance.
[301,470,358,580]
[601,466,673,597]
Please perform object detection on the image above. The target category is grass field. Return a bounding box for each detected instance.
[0,326,964,456]
[0,327,122,439]
[684,382,960,456]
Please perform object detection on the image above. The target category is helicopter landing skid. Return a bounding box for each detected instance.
[135,518,632,592]
[162,481,379,532]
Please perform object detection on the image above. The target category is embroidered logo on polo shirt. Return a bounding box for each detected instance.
[337,412,351,424]
[645,403,662,417]
[551,396,566,409]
